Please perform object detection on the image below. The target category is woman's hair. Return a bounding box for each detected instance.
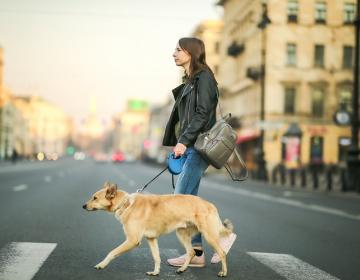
[178,37,217,83]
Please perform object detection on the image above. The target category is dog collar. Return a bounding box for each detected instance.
[113,194,131,214]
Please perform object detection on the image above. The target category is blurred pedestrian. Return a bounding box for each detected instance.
[11,148,18,164]
[162,37,236,268]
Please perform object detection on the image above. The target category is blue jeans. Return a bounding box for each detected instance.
[174,147,209,247]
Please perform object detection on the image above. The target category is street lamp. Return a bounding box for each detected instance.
[347,0,360,191]
[256,0,271,181]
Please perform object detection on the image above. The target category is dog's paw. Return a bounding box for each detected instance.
[217,270,227,277]
[176,268,186,274]
[94,262,106,270]
[146,271,159,276]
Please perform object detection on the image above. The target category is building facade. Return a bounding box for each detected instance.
[192,20,224,78]
[0,47,17,159]
[142,99,173,164]
[113,100,150,159]
[218,0,356,172]
[12,96,72,158]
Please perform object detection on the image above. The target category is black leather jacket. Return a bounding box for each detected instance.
[162,70,218,147]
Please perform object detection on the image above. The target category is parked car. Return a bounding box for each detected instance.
[74,152,86,161]
[94,152,110,163]
[112,151,125,163]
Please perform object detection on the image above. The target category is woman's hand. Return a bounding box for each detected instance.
[174,143,187,158]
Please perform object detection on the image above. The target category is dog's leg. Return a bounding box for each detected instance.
[175,228,195,274]
[146,238,161,276]
[202,231,227,277]
[94,238,139,270]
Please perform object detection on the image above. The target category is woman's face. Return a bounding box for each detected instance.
[173,43,191,67]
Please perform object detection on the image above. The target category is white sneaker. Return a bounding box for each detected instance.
[211,233,237,264]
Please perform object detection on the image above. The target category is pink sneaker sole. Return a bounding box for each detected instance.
[167,254,206,268]
[211,233,237,264]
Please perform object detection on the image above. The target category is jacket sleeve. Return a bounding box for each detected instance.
[178,72,217,146]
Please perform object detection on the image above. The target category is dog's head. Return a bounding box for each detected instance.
[82,181,119,211]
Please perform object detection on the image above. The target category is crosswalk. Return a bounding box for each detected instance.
[0,242,57,280]
[248,252,340,280]
[0,242,341,280]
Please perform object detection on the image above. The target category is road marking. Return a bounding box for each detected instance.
[0,242,57,280]
[12,185,28,192]
[283,191,293,197]
[205,182,360,221]
[44,176,52,183]
[248,252,340,280]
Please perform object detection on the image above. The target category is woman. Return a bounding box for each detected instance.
[162,37,236,268]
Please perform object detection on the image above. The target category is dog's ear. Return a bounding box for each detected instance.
[103,181,110,189]
[105,183,117,200]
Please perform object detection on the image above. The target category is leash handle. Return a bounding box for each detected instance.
[136,166,169,193]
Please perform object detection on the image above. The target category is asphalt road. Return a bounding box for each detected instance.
[0,158,359,280]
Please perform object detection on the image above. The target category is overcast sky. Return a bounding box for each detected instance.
[0,0,221,125]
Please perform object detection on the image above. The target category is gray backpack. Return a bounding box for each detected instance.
[193,88,248,181]
[194,113,236,169]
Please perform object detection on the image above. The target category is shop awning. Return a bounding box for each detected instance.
[236,128,259,144]
[283,123,302,137]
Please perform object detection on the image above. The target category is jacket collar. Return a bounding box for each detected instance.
[171,70,204,100]
[172,84,185,100]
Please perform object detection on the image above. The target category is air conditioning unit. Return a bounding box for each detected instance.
[246,67,262,80]
[227,42,245,57]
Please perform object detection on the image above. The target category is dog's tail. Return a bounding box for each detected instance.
[220,218,234,237]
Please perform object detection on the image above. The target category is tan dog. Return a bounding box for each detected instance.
[82,182,235,277]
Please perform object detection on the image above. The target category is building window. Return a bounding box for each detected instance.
[215,42,220,54]
[284,87,296,114]
[214,65,219,75]
[286,43,297,66]
[315,2,327,24]
[338,83,352,112]
[311,87,324,117]
[344,3,356,24]
[314,45,325,68]
[343,46,354,69]
[288,0,299,22]
[338,137,351,162]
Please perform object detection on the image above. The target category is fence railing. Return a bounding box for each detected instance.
[270,164,350,192]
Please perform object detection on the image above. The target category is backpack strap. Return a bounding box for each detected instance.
[224,146,249,181]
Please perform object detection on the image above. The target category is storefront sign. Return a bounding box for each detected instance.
[285,137,300,169]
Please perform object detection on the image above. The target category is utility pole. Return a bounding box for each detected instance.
[257,0,271,181]
[347,0,360,191]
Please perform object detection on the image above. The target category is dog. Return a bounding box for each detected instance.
[82,182,235,277]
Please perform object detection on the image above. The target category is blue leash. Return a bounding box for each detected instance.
[136,153,186,193]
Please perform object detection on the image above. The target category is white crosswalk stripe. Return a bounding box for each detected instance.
[0,242,340,280]
[248,252,340,280]
[12,184,28,192]
[0,242,57,280]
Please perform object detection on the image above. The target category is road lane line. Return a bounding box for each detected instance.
[248,252,340,280]
[12,185,28,192]
[44,176,52,183]
[205,182,360,221]
[0,242,57,280]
